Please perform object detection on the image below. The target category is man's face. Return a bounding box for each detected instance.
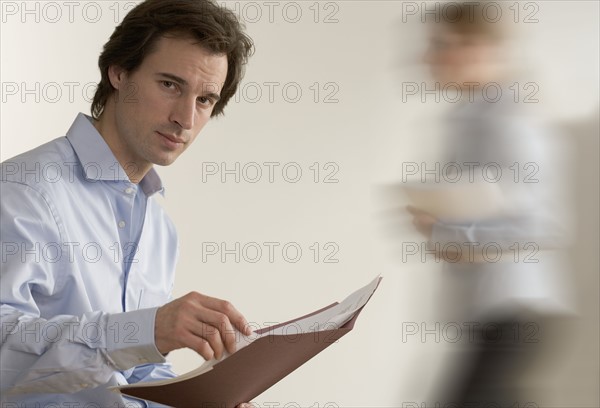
[108,36,228,169]
[423,27,496,86]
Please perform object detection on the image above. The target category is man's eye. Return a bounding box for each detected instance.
[162,81,175,89]
[197,97,213,106]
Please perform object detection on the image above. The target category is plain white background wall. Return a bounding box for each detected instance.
[1,1,598,406]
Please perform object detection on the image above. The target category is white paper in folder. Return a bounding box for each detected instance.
[401,181,510,222]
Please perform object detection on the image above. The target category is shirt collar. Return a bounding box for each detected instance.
[65,113,165,197]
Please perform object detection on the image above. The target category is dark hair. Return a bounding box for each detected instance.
[434,1,506,43]
[91,0,253,119]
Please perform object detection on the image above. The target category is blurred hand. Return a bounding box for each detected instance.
[155,292,251,360]
[407,205,437,239]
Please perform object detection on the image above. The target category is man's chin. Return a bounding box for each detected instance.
[153,160,176,167]
[152,155,179,167]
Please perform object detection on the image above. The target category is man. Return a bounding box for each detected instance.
[407,2,574,406]
[1,0,254,406]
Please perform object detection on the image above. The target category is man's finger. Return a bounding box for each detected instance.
[230,313,252,338]
[193,304,240,355]
[183,332,214,361]
[196,295,251,336]
[203,321,227,359]
[407,205,428,216]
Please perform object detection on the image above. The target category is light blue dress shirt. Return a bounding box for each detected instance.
[1,113,179,407]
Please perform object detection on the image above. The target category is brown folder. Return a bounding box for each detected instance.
[120,278,381,408]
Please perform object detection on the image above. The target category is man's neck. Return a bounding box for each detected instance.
[92,109,151,184]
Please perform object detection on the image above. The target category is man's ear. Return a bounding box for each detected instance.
[107,65,127,91]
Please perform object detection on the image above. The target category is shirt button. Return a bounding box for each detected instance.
[125,187,134,195]
[80,383,89,388]
[118,221,126,229]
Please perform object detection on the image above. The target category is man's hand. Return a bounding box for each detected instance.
[406,205,437,239]
[407,206,485,263]
[155,292,251,360]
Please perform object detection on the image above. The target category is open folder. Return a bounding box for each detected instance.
[116,276,382,408]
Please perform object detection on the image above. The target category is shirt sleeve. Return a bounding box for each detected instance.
[124,359,178,408]
[0,180,166,395]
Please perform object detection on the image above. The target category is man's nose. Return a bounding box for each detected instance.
[170,97,196,130]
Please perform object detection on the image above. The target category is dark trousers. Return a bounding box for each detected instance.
[433,313,563,408]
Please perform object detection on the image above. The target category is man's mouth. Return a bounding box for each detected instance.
[156,131,186,149]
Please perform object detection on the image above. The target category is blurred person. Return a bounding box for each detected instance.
[406,2,575,406]
[0,0,255,406]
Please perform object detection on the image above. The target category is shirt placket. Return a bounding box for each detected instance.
[117,181,138,312]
